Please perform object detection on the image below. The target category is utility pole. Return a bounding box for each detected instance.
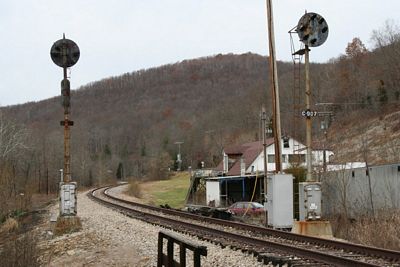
[266,0,282,172]
[265,0,297,230]
[175,141,184,171]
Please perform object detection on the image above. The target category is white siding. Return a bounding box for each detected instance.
[246,152,265,173]
[206,181,220,207]
[265,138,308,171]
[240,138,334,174]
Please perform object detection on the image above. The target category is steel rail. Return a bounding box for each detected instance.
[102,185,400,263]
[89,187,387,266]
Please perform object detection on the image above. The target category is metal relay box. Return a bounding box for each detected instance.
[299,182,321,221]
[267,174,294,229]
[60,182,77,216]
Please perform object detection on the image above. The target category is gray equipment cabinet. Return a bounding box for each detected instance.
[267,174,294,228]
[59,182,77,216]
[298,182,322,221]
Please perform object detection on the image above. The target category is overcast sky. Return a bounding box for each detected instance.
[0,0,399,106]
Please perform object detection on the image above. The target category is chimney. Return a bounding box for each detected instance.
[223,153,228,174]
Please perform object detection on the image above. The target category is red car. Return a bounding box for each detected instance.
[228,202,265,216]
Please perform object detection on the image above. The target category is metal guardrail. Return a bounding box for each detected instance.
[157,230,207,267]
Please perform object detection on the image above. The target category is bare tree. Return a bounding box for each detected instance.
[0,113,29,221]
[371,20,400,102]
[0,113,28,159]
[371,20,400,48]
[360,134,375,217]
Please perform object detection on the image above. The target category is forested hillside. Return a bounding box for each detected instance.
[1,23,400,222]
[2,53,300,188]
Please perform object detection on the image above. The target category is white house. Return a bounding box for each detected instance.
[199,137,334,207]
[215,136,333,175]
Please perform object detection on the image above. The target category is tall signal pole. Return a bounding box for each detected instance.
[62,64,72,183]
[266,0,282,172]
[294,13,332,229]
[304,45,312,181]
[50,34,80,218]
[296,12,329,182]
[51,34,79,183]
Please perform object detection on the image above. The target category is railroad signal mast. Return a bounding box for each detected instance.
[290,12,333,236]
[296,12,329,182]
[50,34,80,218]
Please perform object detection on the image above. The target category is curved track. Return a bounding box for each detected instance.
[89,185,400,266]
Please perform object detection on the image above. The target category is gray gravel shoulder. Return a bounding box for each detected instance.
[38,190,268,267]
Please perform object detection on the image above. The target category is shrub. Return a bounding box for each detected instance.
[329,210,400,251]
[54,216,82,236]
[0,217,18,233]
[0,232,39,267]
[147,152,172,180]
[125,182,142,198]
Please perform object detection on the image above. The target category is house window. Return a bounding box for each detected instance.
[352,171,355,178]
[282,154,288,163]
[251,166,255,173]
[283,137,289,148]
[268,155,275,163]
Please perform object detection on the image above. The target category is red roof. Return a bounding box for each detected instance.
[215,138,274,175]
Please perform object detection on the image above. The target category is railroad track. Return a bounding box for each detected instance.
[89,185,400,266]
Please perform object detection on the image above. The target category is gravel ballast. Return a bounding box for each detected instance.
[39,190,269,266]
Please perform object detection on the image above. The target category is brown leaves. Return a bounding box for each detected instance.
[345,37,368,59]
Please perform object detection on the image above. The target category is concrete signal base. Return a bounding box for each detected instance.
[291,220,333,239]
[54,215,82,236]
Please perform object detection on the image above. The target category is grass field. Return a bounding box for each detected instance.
[141,172,191,209]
